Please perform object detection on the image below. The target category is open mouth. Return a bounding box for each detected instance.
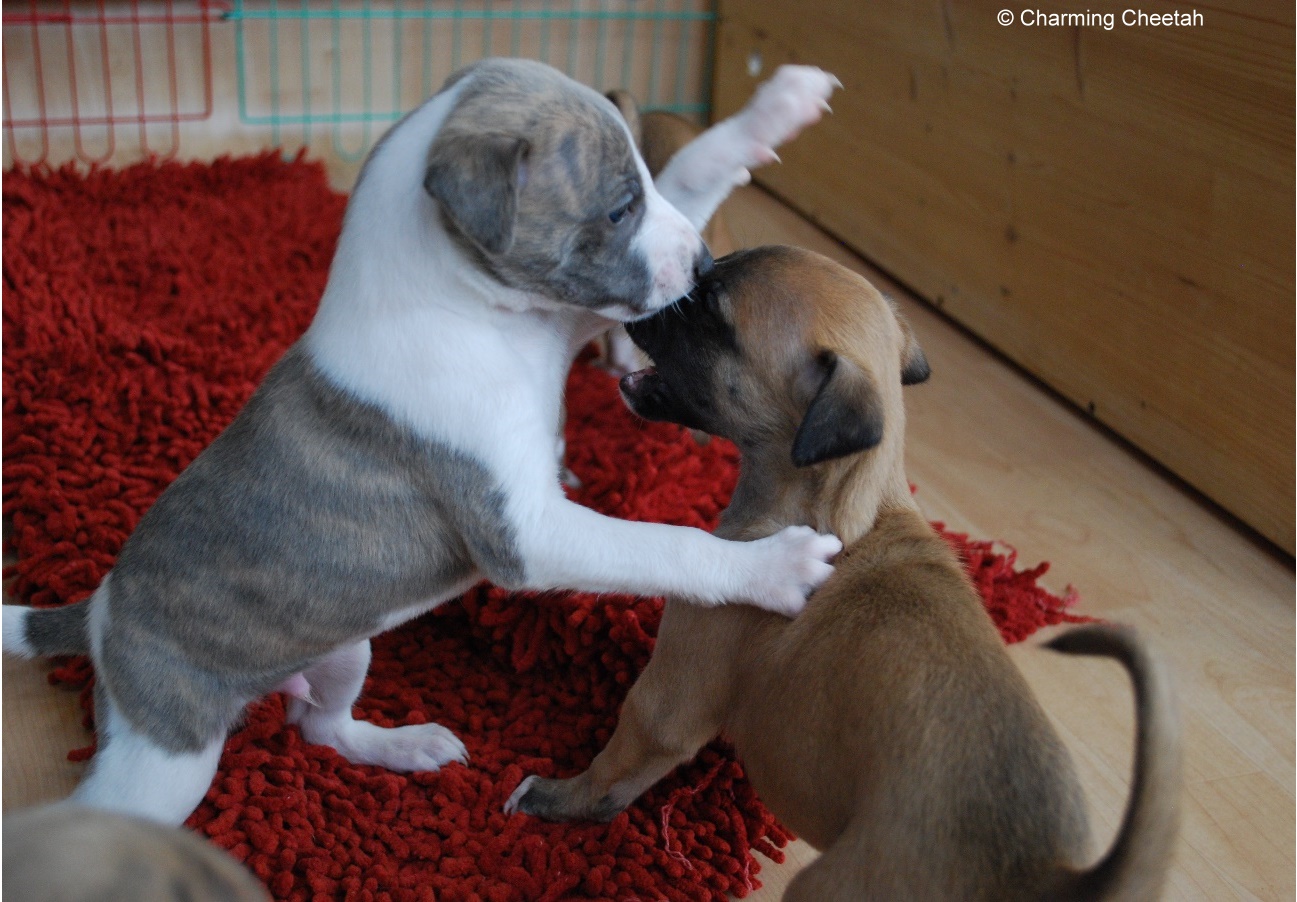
[618,366,679,424]
[618,364,707,432]
[618,366,661,405]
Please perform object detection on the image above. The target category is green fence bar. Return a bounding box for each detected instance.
[230,0,716,156]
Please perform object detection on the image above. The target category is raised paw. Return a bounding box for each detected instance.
[738,65,841,163]
[744,525,843,617]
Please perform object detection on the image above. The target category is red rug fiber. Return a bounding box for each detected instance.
[3,156,1086,901]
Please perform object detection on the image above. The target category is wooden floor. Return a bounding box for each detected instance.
[4,185,1293,901]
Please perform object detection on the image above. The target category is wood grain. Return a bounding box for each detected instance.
[713,0,1295,553]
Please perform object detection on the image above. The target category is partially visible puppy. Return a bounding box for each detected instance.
[4,805,269,901]
[507,246,1182,901]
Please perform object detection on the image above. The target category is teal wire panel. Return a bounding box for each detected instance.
[230,0,716,159]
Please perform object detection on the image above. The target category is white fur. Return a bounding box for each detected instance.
[2,605,35,658]
[61,578,224,824]
[655,65,841,231]
[287,640,469,772]
[615,155,703,320]
[67,685,225,824]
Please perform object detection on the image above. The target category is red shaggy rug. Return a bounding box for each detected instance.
[3,156,1086,901]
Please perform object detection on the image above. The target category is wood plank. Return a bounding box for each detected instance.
[713,0,1296,553]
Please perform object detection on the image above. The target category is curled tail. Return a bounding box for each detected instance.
[1046,623,1182,902]
[3,598,92,657]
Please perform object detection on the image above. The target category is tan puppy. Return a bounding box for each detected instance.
[506,246,1182,901]
[4,805,268,901]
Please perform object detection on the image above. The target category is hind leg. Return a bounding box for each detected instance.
[69,690,224,826]
[287,639,467,772]
[783,823,937,902]
[782,839,872,902]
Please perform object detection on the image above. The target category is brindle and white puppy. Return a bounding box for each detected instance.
[594,92,740,377]
[507,247,1182,901]
[1,60,842,825]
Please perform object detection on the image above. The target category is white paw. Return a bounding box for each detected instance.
[381,723,468,772]
[737,65,841,164]
[744,525,842,617]
[503,775,540,815]
[318,720,469,772]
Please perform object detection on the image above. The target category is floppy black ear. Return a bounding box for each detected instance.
[423,132,530,255]
[791,351,885,468]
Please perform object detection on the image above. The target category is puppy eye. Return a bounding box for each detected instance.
[608,194,635,224]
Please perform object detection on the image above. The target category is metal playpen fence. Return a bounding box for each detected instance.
[3,0,716,167]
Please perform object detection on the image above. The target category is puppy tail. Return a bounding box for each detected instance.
[3,598,93,658]
[1045,623,1182,902]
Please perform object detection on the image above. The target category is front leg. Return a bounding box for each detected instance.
[505,683,704,822]
[470,399,839,614]
[655,65,841,230]
[505,605,724,821]
[503,489,839,616]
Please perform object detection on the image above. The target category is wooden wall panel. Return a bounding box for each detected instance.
[714,1,1294,553]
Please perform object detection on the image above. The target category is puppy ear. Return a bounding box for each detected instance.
[424,133,530,255]
[896,311,931,385]
[606,89,643,145]
[791,350,885,468]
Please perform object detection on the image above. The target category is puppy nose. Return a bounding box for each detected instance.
[693,246,715,281]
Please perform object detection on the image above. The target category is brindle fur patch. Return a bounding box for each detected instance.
[100,344,521,752]
[424,59,655,312]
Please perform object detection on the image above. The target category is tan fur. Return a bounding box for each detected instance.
[512,248,1181,900]
[3,805,269,901]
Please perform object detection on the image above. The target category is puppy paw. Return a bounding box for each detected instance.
[387,723,469,772]
[317,720,469,772]
[744,525,842,617]
[737,65,841,165]
[503,775,542,815]
[504,774,622,822]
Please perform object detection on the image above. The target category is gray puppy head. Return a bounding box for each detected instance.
[422,59,709,320]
